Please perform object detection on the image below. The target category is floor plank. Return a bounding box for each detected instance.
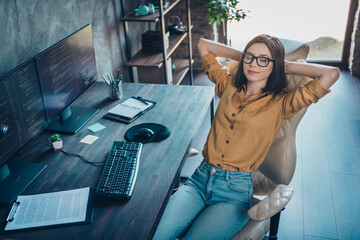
[302,134,338,239]
[304,235,337,240]
[330,173,360,239]
[277,166,304,240]
[325,134,359,175]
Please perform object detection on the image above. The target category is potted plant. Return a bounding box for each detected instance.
[207,0,248,44]
[50,133,63,150]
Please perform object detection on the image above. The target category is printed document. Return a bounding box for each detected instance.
[5,187,92,231]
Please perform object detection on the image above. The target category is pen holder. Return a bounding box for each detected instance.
[109,81,123,100]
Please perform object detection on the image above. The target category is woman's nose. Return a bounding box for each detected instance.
[250,59,258,67]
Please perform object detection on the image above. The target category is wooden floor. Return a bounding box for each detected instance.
[180,70,360,239]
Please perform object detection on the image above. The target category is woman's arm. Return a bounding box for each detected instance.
[285,60,340,89]
[197,38,243,61]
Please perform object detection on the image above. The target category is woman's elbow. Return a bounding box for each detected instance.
[330,67,340,84]
[197,38,208,57]
[197,38,203,50]
[333,67,340,80]
[322,67,340,89]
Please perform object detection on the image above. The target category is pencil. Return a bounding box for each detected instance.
[102,75,111,85]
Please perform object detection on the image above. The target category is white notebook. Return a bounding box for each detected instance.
[108,98,153,119]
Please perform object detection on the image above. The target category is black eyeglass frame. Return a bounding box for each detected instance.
[242,52,274,67]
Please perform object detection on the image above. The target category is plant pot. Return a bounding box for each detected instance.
[51,140,63,150]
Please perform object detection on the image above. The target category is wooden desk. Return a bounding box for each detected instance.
[0,82,214,240]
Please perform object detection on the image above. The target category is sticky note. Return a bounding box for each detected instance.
[87,123,106,133]
[80,135,99,145]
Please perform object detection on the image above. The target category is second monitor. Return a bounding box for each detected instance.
[36,24,99,134]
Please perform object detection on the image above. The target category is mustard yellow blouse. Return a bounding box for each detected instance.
[201,53,330,172]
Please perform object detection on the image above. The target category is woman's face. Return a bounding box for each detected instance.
[243,43,273,85]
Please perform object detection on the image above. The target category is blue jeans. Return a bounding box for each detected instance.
[153,160,253,240]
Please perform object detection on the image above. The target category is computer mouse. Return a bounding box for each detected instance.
[133,128,155,142]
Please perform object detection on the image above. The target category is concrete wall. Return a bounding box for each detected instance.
[349,0,360,77]
[0,0,145,81]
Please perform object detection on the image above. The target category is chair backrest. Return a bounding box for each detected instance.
[227,58,309,196]
[255,71,309,195]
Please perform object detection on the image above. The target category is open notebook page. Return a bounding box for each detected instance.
[108,98,153,119]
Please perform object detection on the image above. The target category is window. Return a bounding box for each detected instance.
[228,0,351,63]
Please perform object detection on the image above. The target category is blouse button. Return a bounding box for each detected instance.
[226,140,229,144]
[230,125,234,129]
[232,113,235,117]
[221,154,225,158]
[239,105,242,108]
[217,164,222,168]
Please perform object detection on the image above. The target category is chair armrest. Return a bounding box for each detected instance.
[247,184,294,221]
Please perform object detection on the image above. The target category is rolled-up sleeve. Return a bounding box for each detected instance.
[282,78,330,119]
[202,53,231,97]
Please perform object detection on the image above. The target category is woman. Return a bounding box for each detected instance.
[153,35,340,240]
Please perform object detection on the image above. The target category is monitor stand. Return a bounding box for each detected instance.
[47,106,99,134]
[0,161,46,204]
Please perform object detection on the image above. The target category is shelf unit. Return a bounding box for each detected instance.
[120,0,193,85]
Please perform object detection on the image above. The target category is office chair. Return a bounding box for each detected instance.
[178,38,309,240]
[227,39,310,240]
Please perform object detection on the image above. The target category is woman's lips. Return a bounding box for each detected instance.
[248,70,258,74]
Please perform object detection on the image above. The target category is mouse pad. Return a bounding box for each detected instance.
[125,123,170,143]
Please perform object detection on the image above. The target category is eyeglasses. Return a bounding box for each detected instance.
[242,52,274,67]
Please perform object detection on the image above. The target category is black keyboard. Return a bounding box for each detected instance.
[96,141,142,198]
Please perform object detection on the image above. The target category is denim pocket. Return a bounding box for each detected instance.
[226,177,251,194]
[186,165,209,191]
[226,176,253,205]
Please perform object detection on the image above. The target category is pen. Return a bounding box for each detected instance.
[109,73,115,83]
[136,96,148,105]
[102,75,111,86]
[117,74,122,84]
[107,74,113,85]
[102,75,119,96]
[116,69,120,80]
[109,73,120,96]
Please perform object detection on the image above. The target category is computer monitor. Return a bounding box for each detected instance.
[36,24,99,134]
[0,60,48,204]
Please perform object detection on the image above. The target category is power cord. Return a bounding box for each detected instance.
[17,138,105,166]
[56,149,105,166]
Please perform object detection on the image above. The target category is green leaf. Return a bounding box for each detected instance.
[206,0,247,24]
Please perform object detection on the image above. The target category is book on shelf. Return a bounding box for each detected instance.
[141,30,170,40]
[141,39,169,45]
[142,42,169,52]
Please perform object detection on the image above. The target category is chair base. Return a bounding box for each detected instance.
[269,211,282,239]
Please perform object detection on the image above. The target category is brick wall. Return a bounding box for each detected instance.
[168,0,214,71]
[350,1,360,77]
